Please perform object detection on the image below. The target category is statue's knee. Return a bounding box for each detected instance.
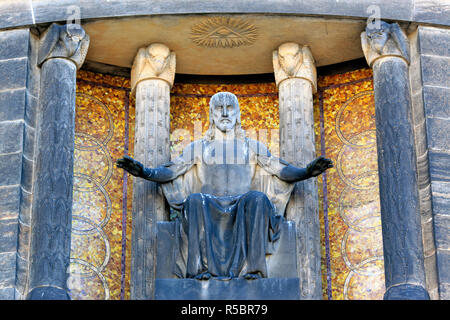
[247,191,270,203]
[186,193,203,204]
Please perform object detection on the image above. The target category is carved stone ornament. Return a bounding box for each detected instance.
[130,43,176,93]
[273,42,317,93]
[361,21,410,67]
[190,17,257,48]
[38,23,89,69]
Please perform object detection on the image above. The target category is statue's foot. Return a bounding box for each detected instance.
[243,273,262,280]
[194,272,212,280]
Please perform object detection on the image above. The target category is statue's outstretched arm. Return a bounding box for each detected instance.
[116,155,178,183]
[279,156,333,182]
[251,139,333,182]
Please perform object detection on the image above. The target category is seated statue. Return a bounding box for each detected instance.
[117,92,332,281]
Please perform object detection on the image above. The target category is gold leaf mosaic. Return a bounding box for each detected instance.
[69,70,133,300]
[314,68,385,300]
[71,68,384,300]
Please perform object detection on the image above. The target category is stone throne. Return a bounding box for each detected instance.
[128,42,322,300]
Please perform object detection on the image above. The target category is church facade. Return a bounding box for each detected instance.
[0,0,448,300]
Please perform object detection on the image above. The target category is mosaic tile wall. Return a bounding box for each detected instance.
[68,71,134,300]
[314,68,385,299]
[69,68,384,300]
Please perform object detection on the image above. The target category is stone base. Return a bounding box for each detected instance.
[156,220,298,279]
[26,286,70,300]
[155,278,300,300]
[384,284,430,300]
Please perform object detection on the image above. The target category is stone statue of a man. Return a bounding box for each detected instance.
[117,92,332,280]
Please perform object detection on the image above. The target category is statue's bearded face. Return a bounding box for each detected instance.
[210,93,239,132]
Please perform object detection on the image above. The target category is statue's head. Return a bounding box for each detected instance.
[147,43,171,75]
[365,21,390,54]
[205,92,245,140]
[277,42,302,76]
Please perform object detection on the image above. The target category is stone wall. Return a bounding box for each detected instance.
[411,26,450,300]
[0,28,39,299]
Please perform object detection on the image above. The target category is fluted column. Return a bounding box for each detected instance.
[361,21,429,300]
[130,43,175,299]
[273,43,321,299]
[27,23,89,300]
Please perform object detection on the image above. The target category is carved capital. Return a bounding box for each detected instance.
[131,43,176,93]
[361,21,410,68]
[38,23,90,69]
[273,42,317,93]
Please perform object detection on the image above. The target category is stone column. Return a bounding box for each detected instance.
[273,43,322,299]
[27,23,89,300]
[130,43,175,299]
[361,21,429,300]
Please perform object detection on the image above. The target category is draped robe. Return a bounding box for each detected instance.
[159,137,295,279]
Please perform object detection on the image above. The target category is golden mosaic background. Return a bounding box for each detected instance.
[314,68,385,300]
[70,68,384,300]
[68,71,134,300]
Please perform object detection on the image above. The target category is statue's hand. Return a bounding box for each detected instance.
[306,156,333,177]
[116,155,144,177]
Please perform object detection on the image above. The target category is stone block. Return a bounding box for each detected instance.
[439,283,450,300]
[433,214,450,248]
[0,185,20,220]
[429,151,450,182]
[414,1,450,26]
[0,28,30,60]
[0,121,24,154]
[423,86,450,119]
[426,117,450,151]
[25,92,38,127]
[30,0,413,24]
[20,155,33,192]
[16,224,30,264]
[155,277,300,300]
[0,57,28,90]
[0,252,16,287]
[19,188,32,225]
[0,152,22,186]
[431,181,450,216]
[156,221,298,279]
[0,89,26,122]
[23,124,35,160]
[0,0,33,29]
[436,250,450,283]
[418,26,450,57]
[0,219,18,253]
[421,55,450,88]
[15,254,28,296]
[0,287,15,300]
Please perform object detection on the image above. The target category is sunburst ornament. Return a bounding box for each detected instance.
[190,17,258,48]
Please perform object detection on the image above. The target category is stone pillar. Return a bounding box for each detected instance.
[361,21,429,300]
[27,23,89,300]
[130,43,175,299]
[273,43,322,299]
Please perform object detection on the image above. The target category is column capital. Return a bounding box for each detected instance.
[131,43,176,94]
[273,42,317,93]
[361,21,410,68]
[38,23,90,70]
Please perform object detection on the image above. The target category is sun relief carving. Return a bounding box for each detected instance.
[190,17,257,48]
